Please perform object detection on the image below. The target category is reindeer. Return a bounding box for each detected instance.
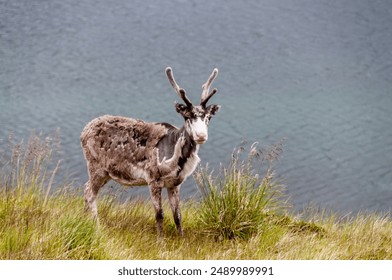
[80,67,220,236]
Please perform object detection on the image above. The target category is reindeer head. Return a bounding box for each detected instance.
[166,67,221,145]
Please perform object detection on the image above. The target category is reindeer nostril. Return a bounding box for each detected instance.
[195,132,207,143]
[196,132,206,139]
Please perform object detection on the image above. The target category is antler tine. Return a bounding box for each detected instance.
[200,88,218,107]
[165,67,193,107]
[201,68,219,107]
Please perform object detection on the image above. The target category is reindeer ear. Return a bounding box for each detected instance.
[207,104,221,115]
[175,103,188,115]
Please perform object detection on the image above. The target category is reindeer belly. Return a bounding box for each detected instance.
[108,164,149,187]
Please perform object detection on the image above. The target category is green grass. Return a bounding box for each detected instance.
[0,134,391,259]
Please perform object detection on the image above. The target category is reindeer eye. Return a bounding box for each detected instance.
[184,111,194,119]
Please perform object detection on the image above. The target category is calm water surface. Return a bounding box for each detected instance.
[1,0,392,214]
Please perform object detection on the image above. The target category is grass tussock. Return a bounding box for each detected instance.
[195,142,286,240]
[0,134,391,260]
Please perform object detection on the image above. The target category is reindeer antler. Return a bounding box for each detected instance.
[165,67,193,107]
[200,68,218,107]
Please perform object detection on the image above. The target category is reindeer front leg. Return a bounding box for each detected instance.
[167,185,183,236]
[149,181,164,237]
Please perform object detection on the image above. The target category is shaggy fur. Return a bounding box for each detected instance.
[80,116,185,185]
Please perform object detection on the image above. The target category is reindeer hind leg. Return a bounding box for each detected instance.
[83,168,109,222]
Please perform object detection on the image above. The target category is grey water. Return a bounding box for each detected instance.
[1,0,392,214]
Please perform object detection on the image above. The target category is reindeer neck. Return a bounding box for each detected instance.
[178,126,199,157]
[176,126,200,176]
[156,123,199,161]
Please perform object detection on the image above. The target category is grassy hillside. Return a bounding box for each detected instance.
[0,134,391,259]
